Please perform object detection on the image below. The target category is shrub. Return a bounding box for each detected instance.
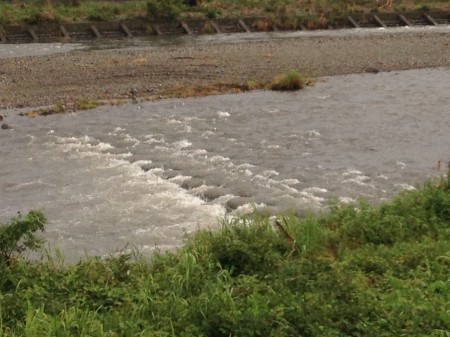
[271,69,305,91]
[0,210,46,265]
[205,7,221,19]
[147,0,185,20]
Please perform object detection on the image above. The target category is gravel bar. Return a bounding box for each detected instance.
[0,27,449,109]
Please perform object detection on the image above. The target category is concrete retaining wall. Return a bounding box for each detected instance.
[1,11,449,43]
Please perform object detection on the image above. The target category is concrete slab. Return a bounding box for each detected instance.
[347,16,360,28]
[119,23,133,37]
[373,14,387,28]
[27,28,39,42]
[90,25,102,38]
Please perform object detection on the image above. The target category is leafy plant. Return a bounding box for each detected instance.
[0,210,46,265]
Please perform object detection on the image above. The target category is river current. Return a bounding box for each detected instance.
[1,66,449,260]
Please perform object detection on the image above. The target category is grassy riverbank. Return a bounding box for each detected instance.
[1,173,449,336]
[1,0,449,27]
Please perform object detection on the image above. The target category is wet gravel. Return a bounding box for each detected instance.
[0,28,449,109]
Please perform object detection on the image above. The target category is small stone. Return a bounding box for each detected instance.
[1,123,10,129]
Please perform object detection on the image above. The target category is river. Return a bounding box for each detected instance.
[0,61,449,261]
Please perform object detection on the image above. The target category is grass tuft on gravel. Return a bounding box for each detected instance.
[271,69,306,91]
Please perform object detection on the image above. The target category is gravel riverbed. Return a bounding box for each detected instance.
[0,27,449,109]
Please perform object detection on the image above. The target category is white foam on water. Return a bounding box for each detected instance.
[173,139,192,149]
[215,194,237,204]
[396,161,407,169]
[54,135,114,152]
[262,170,279,178]
[244,169,253,177]
[190,184,210,195]
[168,175,192,184]
[338,196,356,204]
[26,135,36,145]
[237,163,256,170]
[42,134,227,257]
[218,111,230,118]
[280,184,300,194]
[184,125,192,133]
[302,187,328,194]
[168,118,182,124]
[341,169,375,188]
[154,145,171,152]
[148,167,164,174]
[118,133,140,147]
[343,169,363,176]
[234,203,267,215]
[307,130,321,138]
[192,149,208,156]
[280,178,300,185]
[342,177,375,188]
[299,191,325,203]
[394,183,416,191]
[143,134,166,144]
[209,155,231,163]
[5,179,48,192]
[133,159,153,166]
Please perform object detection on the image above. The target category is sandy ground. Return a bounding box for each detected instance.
[0,28,449,109]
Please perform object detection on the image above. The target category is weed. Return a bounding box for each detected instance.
[205,7,221,19]
[271,69,305,91]
[245,79,265,90]
[147,0,185,21]
[74,98,102,110]
[201,21,216,33]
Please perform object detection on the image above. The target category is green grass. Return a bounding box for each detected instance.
[271,69,305,91]
[0,1,148,25]
[0,0,448,26]
[1,173,450,336]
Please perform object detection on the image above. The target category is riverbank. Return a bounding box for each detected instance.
[1,26,449,110]
[1,174,450,336]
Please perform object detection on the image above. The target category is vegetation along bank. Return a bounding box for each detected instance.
[0,0,449,27]
[1,173,450,336]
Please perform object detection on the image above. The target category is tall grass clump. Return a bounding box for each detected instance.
[147,0,186,20]
[271,69,305,91]
[1,173,450,336]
